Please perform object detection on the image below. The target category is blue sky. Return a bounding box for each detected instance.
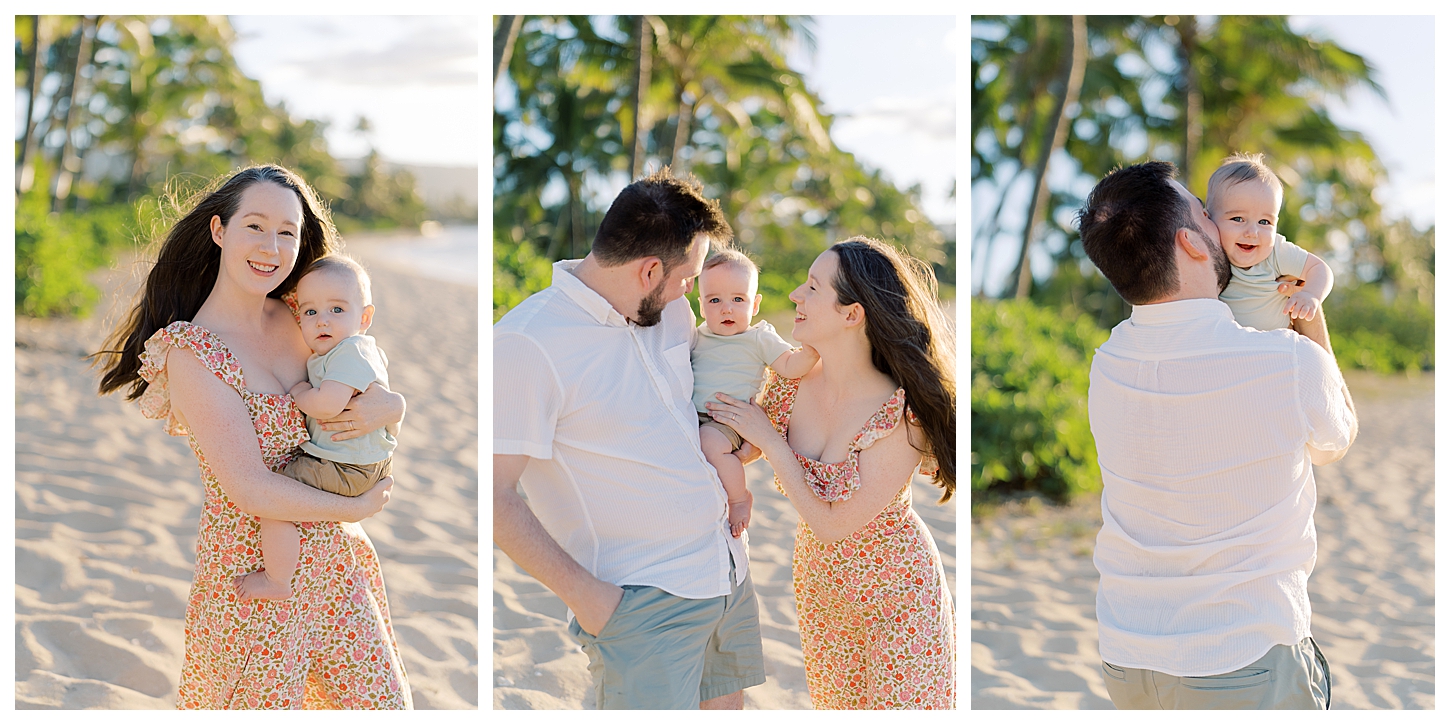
[789,16,957,224]
[230,15,478,167]
[971,15,1434,297]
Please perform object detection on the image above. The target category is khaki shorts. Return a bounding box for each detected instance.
[1102,637,1331,710]
[281,452,392,497]
[567,552,765,709]
[698,411,744,452]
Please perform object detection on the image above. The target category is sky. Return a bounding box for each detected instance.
[1286,15,1434,229]
[492,15,957,226]
[788,16,957,225]
[230,15,478,167]
[972,14,1435,296]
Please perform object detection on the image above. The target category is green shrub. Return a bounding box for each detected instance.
[1325,284,1433,373]
[972,299,1107,503]
[493,236,554,322]
[15,163,144,318]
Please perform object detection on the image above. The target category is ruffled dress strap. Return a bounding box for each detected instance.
[136,321,250,437]
[905,406,940,476]
[760,368,800,437]
[850,390,940,476]
[280,290,301,322]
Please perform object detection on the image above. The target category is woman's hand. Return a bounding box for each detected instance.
[345,476,394,522]
[317,383,405,442]
[705,393,781,448]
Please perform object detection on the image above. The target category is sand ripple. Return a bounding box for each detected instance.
[15,251,478,709]
[971,372,1434,709]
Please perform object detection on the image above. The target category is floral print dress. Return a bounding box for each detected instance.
[761,371,956,709]
[138,321,410,709]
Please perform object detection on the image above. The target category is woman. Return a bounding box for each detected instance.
[97,165,411,709]
[706,237,956,709]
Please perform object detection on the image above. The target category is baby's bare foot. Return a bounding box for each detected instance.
[234,570,292,601]
[728,500,752,538]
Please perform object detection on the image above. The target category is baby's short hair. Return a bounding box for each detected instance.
[1206,152,1284,212]
[301,254,373,306]
[701,247,759,280]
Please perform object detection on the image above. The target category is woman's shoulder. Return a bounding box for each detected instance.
[136,321,245,433]
[139,320,245,388]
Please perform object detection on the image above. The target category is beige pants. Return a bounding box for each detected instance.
[1102,637,1331,710]
[698,411,743,452]
[282,453,392,497]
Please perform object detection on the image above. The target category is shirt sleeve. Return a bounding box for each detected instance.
[754,321,796,365]
[1272,235,1311,279]
[494,332,563,460]
[316,337,384,392]
[1297,336,1357,457]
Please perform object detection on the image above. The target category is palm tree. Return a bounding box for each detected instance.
[1011,15,1086,299]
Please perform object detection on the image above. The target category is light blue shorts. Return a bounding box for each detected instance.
[1102,637,1331,710]
[567,553,765,709]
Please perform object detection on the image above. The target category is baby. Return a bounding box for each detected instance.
[235,255,397,601]
[1207,152,1334,352]
[693,249,819,538]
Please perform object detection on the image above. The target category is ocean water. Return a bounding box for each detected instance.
[346,225,478,287]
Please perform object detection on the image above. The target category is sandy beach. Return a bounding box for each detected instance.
[15,233,479,709]
[971,371,1434,710]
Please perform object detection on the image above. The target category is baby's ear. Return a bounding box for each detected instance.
[751,294,763,316]
[360,304,375,331]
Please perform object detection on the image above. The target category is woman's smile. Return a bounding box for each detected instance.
[248,260,279,275]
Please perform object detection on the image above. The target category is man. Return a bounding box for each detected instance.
[494,168,765,709]
[1076,161,1358,710]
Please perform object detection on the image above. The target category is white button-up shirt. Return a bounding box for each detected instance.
[494,260,745,600]
[1088,299,1356,676]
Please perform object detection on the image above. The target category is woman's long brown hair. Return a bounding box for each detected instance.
[96,164,339,400]
[829,237,957,501]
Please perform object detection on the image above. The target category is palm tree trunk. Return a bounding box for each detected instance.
[17,15,44,195]
[1012,15,1087,300]
[493,15,524,88]
[567,170,585,258]
[51,17,94,212]
[670,89,694,175]
[1178,15,1202,182]
[974,165,1027,298]
[628,15,654,179]
[53,15,98,211]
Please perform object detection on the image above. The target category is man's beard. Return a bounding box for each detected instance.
[1198,229,1232,293]
[633,276,668,327]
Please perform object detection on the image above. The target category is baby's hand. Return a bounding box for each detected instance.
[1284,291,1321,322]
[289,380,314,398]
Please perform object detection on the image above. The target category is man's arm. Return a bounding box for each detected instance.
[494,454,623,636]
[1300,339,1359,466]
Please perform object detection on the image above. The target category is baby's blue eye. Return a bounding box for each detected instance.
[304,309,315,316]
[331,306,344,313]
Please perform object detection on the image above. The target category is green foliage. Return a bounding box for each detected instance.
[16,15,428,319]
[1327,284,1434,374]
[971,299,1107,503]
[493,232,555,322]
[494,15,950,321]
[15,167,141,317]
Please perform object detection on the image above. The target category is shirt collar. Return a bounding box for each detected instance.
[1129,298,1234,327]
[552,259,630,327]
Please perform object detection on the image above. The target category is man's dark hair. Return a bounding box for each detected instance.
[591,167,733,270]
[1075,161,1198,305]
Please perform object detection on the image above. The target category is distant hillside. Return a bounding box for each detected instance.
[336,158,477,219]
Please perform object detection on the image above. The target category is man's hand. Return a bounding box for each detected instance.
[572,579,625,637]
